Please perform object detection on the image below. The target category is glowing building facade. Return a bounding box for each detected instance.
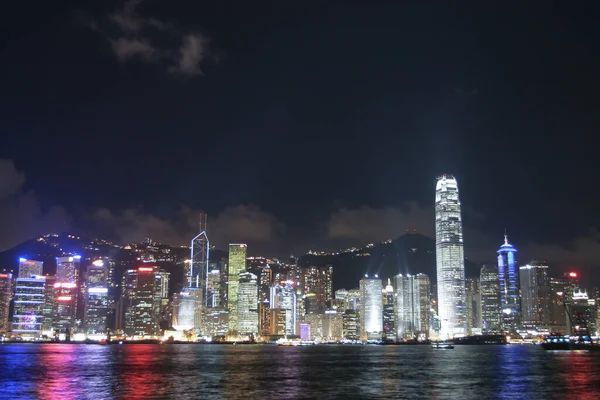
[56,256,81,284]
[480,264,501,333]
[227,244,247,333]
[270,281,297,336]
[0,271,12,333]
[18,259,43,279]
[122,266,168,338]
[190,213,209,306]
[519,261,551,329]
[497,235,519,332]
[84,260,109,336]
[12,276,46,338]
[394,273,430,340]
[359,276,383,340]
[237,272,258,335]
[435,174,466,338]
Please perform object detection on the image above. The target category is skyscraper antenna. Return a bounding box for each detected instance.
[504,228,508,245]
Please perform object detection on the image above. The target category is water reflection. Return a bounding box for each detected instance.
[2,344,600,399]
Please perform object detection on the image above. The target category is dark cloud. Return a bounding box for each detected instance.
[0,159,70,251]
[89,204,285,253]
[88,0,211,77]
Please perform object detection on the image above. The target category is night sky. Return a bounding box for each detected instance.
[1,2,599,276]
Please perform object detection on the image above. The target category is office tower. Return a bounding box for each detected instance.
[42,275,55,334]
[394,273,431,340]
[301,265,333,312]
[382,280,395,340]
[19,258,43,278]
[12,260,46,338]
[334,288,349,311]
[203,308,229,336]
[84,260,109,336]
[549,277,567,332]
[227,244,247,333]
[259,266,273,302]
[519,262,551,329]
[322,310,343,341]
[435,174,467,338]
[465,278,481,335]
[172,291,197,331]
[258,266,273,335]
[122,266,168,338]
[0,271,12,333]
[304,313,323,339]
[190,213,210,305]
[570,288,597,336]
[270,281,298,336]
[56,256,81,284]
[342,310,359,340]
[359,275,383,340]
[497,235,519,332]
[219,257,229,308]
[269,308,286,335]
[53,282,78,338]
[237,272,258,335]
[480,264,501,333]
[207,268,221,308]
[347,289,361,311]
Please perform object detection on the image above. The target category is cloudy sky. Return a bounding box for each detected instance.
[1,1,599,277]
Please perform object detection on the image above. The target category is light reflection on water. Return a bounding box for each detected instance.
[1,344,600,399]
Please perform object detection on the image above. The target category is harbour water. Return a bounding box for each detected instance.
[1,344,599,399]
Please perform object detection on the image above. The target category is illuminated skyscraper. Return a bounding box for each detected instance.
[0,271,13,333]
[497,234,519,332]
[190,213,209,305]
[359,276,383,340]
[53,282,78,337]
[237,272,258,335]
[227,244,247,333]
[56,256,81,284]
[270,281,297,336]
[301,265,333,312]
[172,291,197,331]
[519,261,551,329]
[12,274,46,339]
[435,174,466,338]
[394,273,430,340]
[383,279,395,340]
[480,264,501,333]
[259,266,273,335]
[84,260,109,336]
[122,266,168,338]
[18,258,43,278]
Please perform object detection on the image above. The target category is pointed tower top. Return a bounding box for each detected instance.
[504,228,508,245]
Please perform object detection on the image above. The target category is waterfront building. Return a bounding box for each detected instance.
[497,235,519,332]
[122,266,168,338]
[519,261,552,329]
[53,282,78,338]
[383,280,395,340]
[227,244,247,333]
[301,265,333,312]
[42,275,55,334]
[359,276,383,340]
[270,281,297,336]
[322,310,343,341]
[465,278,481,335]
[334,288,349,311]
[342,310,359,340]
[12,260,46,338]
[190,213,209,305]
[480,264,501,333]
[84,260,109,336]
[299,322,310,340]
[206,268,221,308]
[203,307,229,336]
[0,271,12,333]
[570,289,597,336]
[394,273,431,340]
[435,174,467,338]
[347,288,360,311]
[269,308,286,335]
[172,291,197,331]
[237,272,258,336]
[549,277,568,332]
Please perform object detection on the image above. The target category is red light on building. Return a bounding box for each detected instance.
[569,272,578,278]
[138,267,154,272]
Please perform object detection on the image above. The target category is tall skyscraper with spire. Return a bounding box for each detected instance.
[190,213,210,305]
[497,233,519,332]
[435,174,466,338]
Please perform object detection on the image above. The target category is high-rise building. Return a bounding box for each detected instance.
[84,260,109,336]
[394,273,430,340]
[206,268,221,308]
[0,271,13,333]
[334,288,349,311]
[56,256,81,284]
[122,266,168,338]
[259,266,273,335]
[190,213,209,307]
[480,264,501,333]
[12,260,46,338]
[435,174,467,338]
[342,310,360,340]
[18,258,43,279]
[227,244,247,333]
[237,272,258,336]
[383,279,395,340]
[519,261,551,329]
[549,277,568,332]
[465,278,481,335]
[359,276,383,341]
[301,265,333,312]
[497,235,519,332]
[53,282,78,338]
[347,289,361,311]
[42,275,55,334]
[322,310,343,341]
[270,281,297,336]
[172,290,200,332]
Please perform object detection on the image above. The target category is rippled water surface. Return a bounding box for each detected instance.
[1,344,600,399]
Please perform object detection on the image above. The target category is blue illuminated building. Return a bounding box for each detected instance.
[497,234,519,332]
